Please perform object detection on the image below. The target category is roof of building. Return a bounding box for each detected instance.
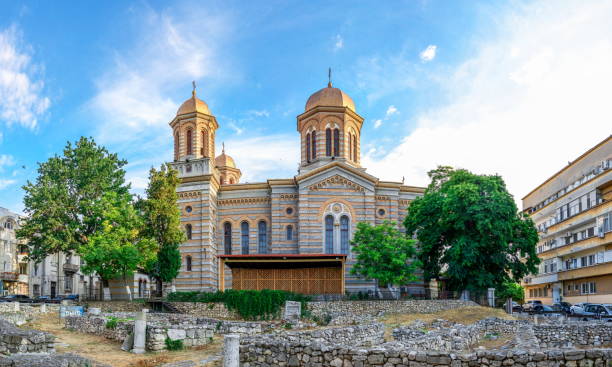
[215,144,236,168]
[176,90,211,116]
[305,82,356,112]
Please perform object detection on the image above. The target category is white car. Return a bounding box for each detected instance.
[570,302,592,315]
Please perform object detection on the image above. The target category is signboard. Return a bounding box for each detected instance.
[59,305,84,318]
[283,301,301,322]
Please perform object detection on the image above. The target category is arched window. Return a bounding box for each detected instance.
[186,256,192,271]
[224,222,232,255]
[286,225,293,241]
[258,221,268,253]
[325,215,334,254]
[348,133,352,160]
[340,216,349,254]
[220,176,226,185]
[311,130,317,159]
[138,279,143,298]
[333,128,339,156]
[325,128,332,156]
[241,221,249,255]
[306,133,311,162]
[174,133,179,160]
[186,129,193,155]
[201,129,209,157]
[229,178,235,184]
[185,224,192,240]
[353,134,357,161]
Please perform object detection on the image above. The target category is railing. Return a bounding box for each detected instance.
[0,272,18,281]
[63,263,79,273]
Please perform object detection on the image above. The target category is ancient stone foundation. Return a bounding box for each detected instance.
[0,319,55,356]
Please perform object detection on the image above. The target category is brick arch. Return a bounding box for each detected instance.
[316,197,357,220]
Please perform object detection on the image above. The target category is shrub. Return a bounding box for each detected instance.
[105,317,118,329]
[167,289,310,320]
[165,337,184,351]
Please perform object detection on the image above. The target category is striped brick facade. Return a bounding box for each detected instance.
[168,84,425,294]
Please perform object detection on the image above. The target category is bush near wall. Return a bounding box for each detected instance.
[167,289,310,320]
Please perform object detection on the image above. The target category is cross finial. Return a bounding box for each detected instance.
[328,67,332,87]
[192,80,196,96]
[222,142,225,153]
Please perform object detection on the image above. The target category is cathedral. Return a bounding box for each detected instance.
[169,80,425,295]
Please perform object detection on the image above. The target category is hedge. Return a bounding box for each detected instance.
[167,289,310,320]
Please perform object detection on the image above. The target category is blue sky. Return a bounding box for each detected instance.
[1,0,611,213]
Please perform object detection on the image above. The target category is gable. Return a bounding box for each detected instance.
[308,174,366,193]
[297,163,376,193]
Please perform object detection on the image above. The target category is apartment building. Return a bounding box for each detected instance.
[523,136,612,304]
[29,252,102,299]
[0,207,29,295]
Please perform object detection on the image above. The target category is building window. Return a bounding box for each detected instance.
[325,128,332,156]
[186,129,193,155]
[201,129,209,157]
[580,256,587,267]
[241,221,249,255]
[333,128,339,156]
[224,222,232,255]
[306,133,311,162]
[286,225,293,241]
[174,133,179,159]
[185,224,192,240]
[340,216,349,254]
[353,134,357,161]
[325,215,334,254]
[311,130,317,159]
[65,275,72,292]
[185,206,192,213]
[186,256,192,271]
[258,221,268,253]
[286,207,293,215]
[378,208,386,217]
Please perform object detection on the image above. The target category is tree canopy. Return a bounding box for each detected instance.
[350,221,420,287]
[140,164,184,283]
[17,137,129,263]
[403,166,539,291]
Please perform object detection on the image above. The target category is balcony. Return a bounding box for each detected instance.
[558,261,612,281]
[0,272,18,281]
[63,263,79,273]
[526,273,558,285]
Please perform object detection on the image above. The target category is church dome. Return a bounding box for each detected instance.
[215,150,236,168]
[177,90,211,116]
[305,82,355,112]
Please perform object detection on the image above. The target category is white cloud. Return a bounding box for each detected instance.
[0,25,50,129]
[222,134,299,182]
[0,154,15,170]
[373,119,383,129]
[89,7,231,143]
[385,105,398,117]
[364,1,612,205]
[0,179,16,190]
[247,109,270,118]
[419,45,437,62]
[334,34,344,51]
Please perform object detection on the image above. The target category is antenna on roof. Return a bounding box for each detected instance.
[192,80,196,96]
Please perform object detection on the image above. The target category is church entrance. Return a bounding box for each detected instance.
[218,254,346,295]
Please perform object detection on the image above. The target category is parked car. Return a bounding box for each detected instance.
[511,301,523,313]
[32,296,52,303]
[522,300,543,312]
[570,302,592,315]
[551,302,572,313]
[62,294,80,301]
[0,295,33,303]
[578,304,612,321]
[537,305,554,313]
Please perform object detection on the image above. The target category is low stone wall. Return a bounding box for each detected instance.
[534,323,612,348]
[0,353,108,367]
[240,345,612,366]
[242,323,385,348]
[79,301,147,312]
[0,320,55,356]
[64,315,133,342]
[169,302,237,319]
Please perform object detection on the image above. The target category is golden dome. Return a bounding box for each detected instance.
[305,82,356,112]
[177,90,211,116]
[215,146,236,168]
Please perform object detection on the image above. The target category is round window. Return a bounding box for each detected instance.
[186,206,193,213]
[286,207,294,215]
[378,208,386,217]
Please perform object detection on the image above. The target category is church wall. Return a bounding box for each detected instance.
[270,185,299,254]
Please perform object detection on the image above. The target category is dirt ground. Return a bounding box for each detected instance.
[25,313,222,367]
[380,306,516,341]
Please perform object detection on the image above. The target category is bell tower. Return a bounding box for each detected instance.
[297,73,364,172]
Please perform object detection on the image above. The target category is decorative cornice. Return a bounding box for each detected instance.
[376,195,391,201]
[218,197,271,206]
[219,183,270,191]
[279,193,298,200]
[296,161,378,184]
[400,185,426,193]
[308,174,365,193]
[178,191,202,199]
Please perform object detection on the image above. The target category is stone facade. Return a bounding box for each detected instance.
[168,84,425,294]
[0,353,107,367]
[534,323,612,348]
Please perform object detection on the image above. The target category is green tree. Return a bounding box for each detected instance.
[140,164,185,294]
[17,137,129,262]
[404,166,539,292]
[80,192,157,300]
[496,281,525,304]
[350,221,420,288]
